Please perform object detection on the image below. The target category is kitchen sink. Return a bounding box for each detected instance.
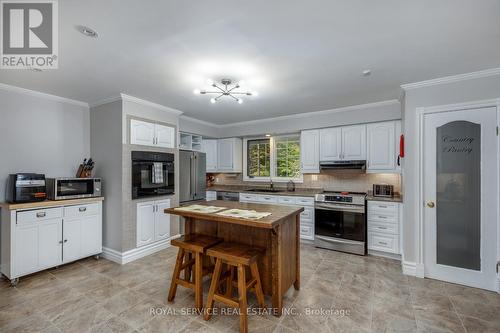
[246,188,283,193]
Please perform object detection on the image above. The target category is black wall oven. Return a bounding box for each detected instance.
[314,192,367,255]
[132,151,174,199]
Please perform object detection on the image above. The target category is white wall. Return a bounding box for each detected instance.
[0,88,90,202]
[179,116,220,138]
[402,72,500,264]
[90,100,123,252]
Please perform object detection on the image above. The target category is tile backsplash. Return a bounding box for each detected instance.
[210,171,401,193]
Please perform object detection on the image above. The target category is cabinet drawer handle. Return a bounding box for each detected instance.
[64,239,68,243]
[59,240,63,244]
[79,207,87,212]
[378,205,388,208]
[36,212,46,218]
[378,226,387,230]
[378,216,387,219]
[378,241,388,245]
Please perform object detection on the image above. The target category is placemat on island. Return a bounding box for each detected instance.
[216,208,272,220]
[174,205,226,214]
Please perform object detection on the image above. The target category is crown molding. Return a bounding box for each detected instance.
[179,115,219,127]
[90,93,184,116]
[401,67,500,90]
[120,94,183,116]
[88,95,122,108]
[0,82,88,107]
[216,99,400,128]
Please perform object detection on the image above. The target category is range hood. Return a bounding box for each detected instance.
[319,160,367,170]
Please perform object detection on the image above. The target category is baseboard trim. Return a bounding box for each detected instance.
[102,234,181,265]
[402,261,425,278]
[368,250,401,261]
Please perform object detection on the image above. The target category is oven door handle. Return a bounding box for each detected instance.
[315,203,364,214]
[315,235,364,246]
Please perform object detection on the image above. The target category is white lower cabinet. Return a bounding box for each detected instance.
[136,199,171,247]
[240,194,315,241]
[367,201,402,256]
[63,218,83,263]
[155,200,171,241]
[81,215,102,256]
[4,201,103,281]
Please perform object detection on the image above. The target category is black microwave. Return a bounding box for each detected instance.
[132,151,175,199]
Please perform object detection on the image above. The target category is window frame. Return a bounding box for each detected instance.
[243,134,303,183]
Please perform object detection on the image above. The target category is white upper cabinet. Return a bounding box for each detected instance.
[217,138,242,173]
[301,130,320,173]
[155,124,175,148]
[202,139,218,172]
[131,119,155,146]
[341,125,366,160]
[319,127,342,161]
[367,121,400,172]
[319,125,366,161]
[130,119,175,148]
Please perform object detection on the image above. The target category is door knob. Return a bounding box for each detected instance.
[427,201,435,208]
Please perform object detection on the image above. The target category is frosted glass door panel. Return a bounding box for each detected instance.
[436,121,480,271]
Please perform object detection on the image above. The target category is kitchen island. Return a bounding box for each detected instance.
[165,200,303,316]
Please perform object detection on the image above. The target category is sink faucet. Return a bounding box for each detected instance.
[269,179,274,190]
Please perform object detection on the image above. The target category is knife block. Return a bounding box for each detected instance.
[76,164,93,178]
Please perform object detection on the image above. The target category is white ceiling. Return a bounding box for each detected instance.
[1,0,500,124]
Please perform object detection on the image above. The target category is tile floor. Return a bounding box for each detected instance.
[1,244,499,333]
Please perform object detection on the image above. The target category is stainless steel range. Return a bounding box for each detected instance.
[314,191,367,255]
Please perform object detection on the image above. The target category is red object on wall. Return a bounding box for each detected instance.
[399,134,405,157]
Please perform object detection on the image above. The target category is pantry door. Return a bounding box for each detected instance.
[423,106,498,291]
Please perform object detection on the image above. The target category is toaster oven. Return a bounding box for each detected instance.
[373,184,394,198]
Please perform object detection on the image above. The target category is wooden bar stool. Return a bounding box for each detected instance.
[168,234,223,310]
[204,242,266,333]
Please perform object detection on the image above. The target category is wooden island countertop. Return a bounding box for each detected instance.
[166,200,304,316]
[165,200,303,229]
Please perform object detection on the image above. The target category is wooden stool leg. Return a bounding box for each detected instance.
[225,265,234,298]
[168,248,185,302]
[204,258,223,321]
[237,264,248,333]
[194,252,203,310]
[185,252,193,282]
[250,262,265,308]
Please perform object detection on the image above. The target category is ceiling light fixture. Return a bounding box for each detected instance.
[362,69,372,77]
[193,78,258,104]
[77,25,99,38]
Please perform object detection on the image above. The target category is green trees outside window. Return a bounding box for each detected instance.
[246,135,301,180]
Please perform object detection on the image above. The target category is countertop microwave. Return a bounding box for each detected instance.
[46,178,102,200]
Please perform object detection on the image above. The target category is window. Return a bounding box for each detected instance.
[275,136,301,179]
[244,134,302,182]
[247,139,270,177]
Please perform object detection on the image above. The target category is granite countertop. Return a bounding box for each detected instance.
[366,191,403,203]
[206,185,323,197]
